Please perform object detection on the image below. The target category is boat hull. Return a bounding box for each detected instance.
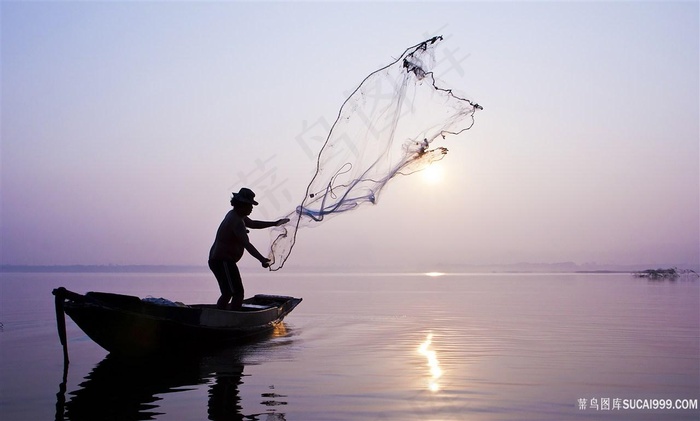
[55,288,301,356]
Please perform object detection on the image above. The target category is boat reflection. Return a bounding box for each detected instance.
[418,333,443,392]
[56,324,295,421]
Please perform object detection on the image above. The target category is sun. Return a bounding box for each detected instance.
[421,164,444,185]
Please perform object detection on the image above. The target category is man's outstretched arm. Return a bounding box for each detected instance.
[245,217,289,229]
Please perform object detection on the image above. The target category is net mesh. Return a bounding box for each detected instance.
[268,36,482,270]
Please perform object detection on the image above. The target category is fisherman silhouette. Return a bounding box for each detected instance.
[209,188,288,310]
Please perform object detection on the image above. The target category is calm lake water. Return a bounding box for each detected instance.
[1,271,698,420]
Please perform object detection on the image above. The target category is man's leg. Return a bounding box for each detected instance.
[210,260,233,310]
[217,293,232,309]
[225,262,244,310]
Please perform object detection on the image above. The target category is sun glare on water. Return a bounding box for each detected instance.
[425,272,446,277]
[418,333,443,392]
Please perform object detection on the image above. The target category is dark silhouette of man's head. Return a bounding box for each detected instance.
[231,188,257,215]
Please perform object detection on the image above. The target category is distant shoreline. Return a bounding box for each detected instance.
[2,263,697,274]
[0,265,209,274]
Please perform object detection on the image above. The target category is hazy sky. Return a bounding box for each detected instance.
[2,1,698,269]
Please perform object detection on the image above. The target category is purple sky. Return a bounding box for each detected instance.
[2,1,698,269]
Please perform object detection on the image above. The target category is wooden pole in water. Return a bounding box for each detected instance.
[52,288,70,367]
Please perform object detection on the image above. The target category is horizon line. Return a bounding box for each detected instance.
[2,262,698,274]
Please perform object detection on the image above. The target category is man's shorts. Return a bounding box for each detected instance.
[208,260,244,296]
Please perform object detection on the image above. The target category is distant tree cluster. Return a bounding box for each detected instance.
[633,268,699,280]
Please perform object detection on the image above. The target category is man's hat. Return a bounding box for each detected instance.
[232,188,258,205]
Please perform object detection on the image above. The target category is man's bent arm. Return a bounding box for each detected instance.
[244,242,269,264]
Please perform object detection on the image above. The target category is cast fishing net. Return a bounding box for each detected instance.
[268,36,482,271]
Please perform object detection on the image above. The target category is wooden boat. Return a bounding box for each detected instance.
[52,287,302,357]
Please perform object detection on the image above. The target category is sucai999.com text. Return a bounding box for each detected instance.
[578,398,698,411]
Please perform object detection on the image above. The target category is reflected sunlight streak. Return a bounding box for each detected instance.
[425,272,446,277]
[418,333,443,392]
[272,322,288,338]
